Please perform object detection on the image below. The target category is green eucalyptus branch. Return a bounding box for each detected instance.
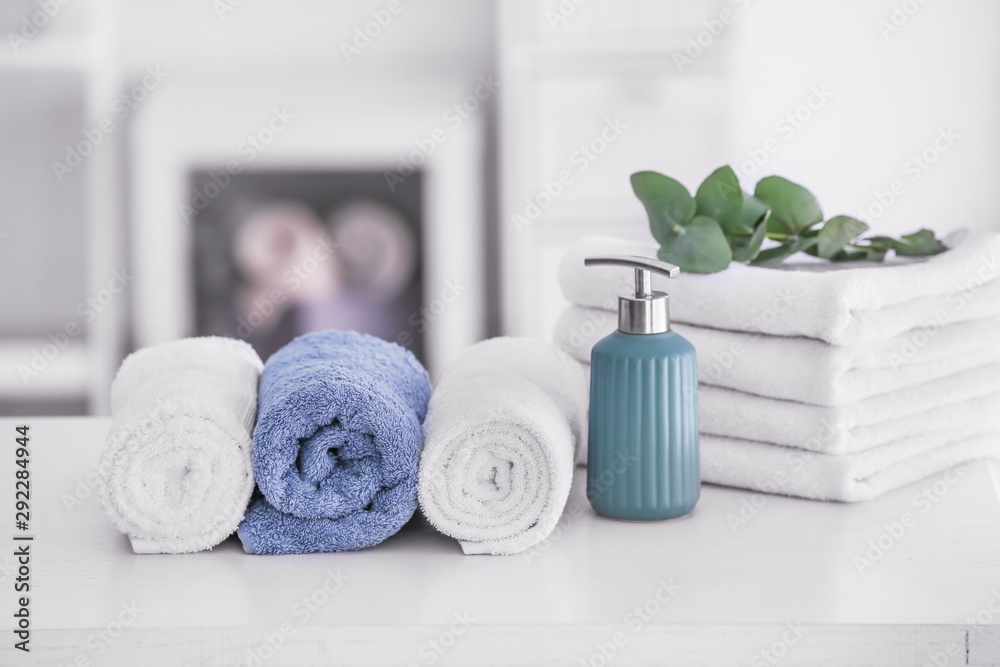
[630,166,947,274]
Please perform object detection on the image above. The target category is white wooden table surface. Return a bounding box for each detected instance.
[1,418,999,666]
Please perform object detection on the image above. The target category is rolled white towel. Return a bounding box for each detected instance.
[419,337,588,555]
[559,233,1000,345]
[555,305,1000,405]
[99,337,262,554]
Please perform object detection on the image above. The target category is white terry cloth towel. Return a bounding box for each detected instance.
[700,366,1000,455]
[99,337,263,554]
[573,361,1000,501]
[419,337,588,555]
[555,306,1000,405]
[559,233,1000,345]
[575,361,1000,456]
[700,429,1000,502]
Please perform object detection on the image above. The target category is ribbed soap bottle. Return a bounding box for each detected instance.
[585,255,700,521]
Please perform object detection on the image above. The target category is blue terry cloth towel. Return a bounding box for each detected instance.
[237,331,431,554]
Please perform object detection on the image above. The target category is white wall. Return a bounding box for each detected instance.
[729,0,1000,236]
[119,0,494,78]
[498,0,1000,343]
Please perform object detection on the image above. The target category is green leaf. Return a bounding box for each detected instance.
[729,210,770,262]
[893,229,948,256]
[657,215,732,274]
[750,236,819,266]
[631,171,696,245]
[828,249,871,262]
[862,246,888,261]
[843,240,889,262]
[862,229,947,258]
[695,166,744,235]
[816,215,869,259]
[741,192,770,232]
[754,175,823,237]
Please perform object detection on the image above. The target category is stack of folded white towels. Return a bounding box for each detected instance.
[555,233,1000,502]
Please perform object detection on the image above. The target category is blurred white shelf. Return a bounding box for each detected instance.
[0,0,106,71]
[0,0,123,413]
[0,339,89,398]
[2,417,999,666]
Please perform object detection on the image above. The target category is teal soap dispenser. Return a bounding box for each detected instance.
[585,255,700,521]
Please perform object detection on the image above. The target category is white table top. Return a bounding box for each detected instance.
[3,417,999,666]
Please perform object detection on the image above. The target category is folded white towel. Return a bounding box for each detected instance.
[700,366,1000,454]
[559,234,1000,345]
[555,306,1000,405]
[99,337,262,554]
[573,360,1000,501]
[419,337,588,555]
[701,429,999,502]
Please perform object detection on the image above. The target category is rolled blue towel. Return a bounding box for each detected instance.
[237,331,431,554]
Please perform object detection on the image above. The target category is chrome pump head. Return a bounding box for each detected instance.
[583,255,681,335]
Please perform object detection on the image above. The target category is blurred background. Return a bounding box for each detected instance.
[1,0,998,415]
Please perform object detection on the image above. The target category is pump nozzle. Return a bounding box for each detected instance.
[584,255,680,298]
[583,254,681,334]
